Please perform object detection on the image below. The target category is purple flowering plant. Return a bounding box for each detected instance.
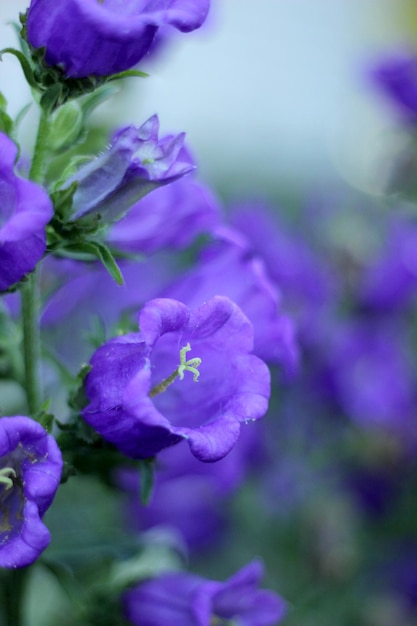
[5,2,415,625]
[0,2,292,625]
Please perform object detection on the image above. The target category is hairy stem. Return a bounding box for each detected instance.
[21,271,42,416]
[21,107,51,416]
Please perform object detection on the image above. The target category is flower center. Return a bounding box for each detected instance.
[149,343,202,397]
[0,466,20,535]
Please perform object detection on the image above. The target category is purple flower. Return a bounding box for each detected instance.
[325,320,417,436]
[82,296,270,462]
[107,177,220,254]
[123,561,286,626]
[0,133,53,292]
[0,416,63,568]
[370,51,417,123]
[228,201,336,346]
[66,116,195,223]
[162,231,298,376]
[40,254,178,369]
[26,0,211,78]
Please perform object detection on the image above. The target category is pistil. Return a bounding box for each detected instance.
[0,467,16,491]
[149,343,202,397]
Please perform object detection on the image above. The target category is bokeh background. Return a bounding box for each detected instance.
[1,0,415,196]
[3,2,417,625]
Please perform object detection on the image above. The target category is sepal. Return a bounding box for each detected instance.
[0,46,38,89]
[34,400,55,433]
[0,93,13,135]
[7,11,149,111]
[61,241,125,286]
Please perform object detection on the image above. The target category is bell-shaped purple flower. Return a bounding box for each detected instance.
[82,296,270,462]
[107,177,220,255]
[0,416,63,568]
[123,561,286,626]
[26,0,211,78]
[67,116,195,223]
[0,133,53,292]
[162,230,298,376]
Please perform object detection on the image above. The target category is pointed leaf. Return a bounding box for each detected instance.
[65,241,125,286]
[0,47,38,88]
[108,69,149,82]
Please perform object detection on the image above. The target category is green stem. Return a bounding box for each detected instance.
[21,272,42,416]
[21,106,51,416]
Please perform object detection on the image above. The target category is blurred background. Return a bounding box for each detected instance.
[0,0,416,196]
[3,2,417,625]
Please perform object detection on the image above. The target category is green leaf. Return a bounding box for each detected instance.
[10,19,31,58]
[38,411,55,433]
[40,83,63,113]
[139,458,155,506]
[108,69,149,82]
[0,93,13,135]
[14,102,32,131]
[60,462,78,484]
[0,47,37,88]
[0,111,13,135]
[68,363,92,412]
[50,181,78,220]
[40,559,81,605]
[65,241,125,285]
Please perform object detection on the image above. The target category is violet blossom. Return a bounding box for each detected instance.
[26,0,211,78]
[228,200,336,346]
[324,320,417,438]
[66,116,195,223]
[0,416,63,568]
[0,132,53,292]
[123,560,286,626]
[82,296,270,462]
[107,176,221,254]
[162,231,298,376]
